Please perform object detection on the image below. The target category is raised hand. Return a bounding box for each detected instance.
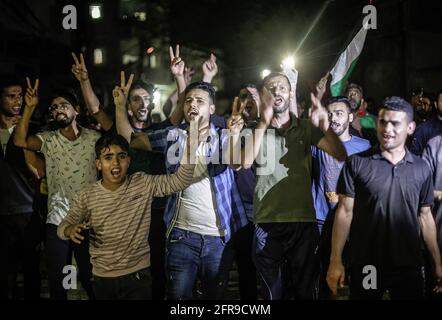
[227,97,245,135]
[202,53,218,82]
[315,71,329,100]
[169,45,185,78]
[113,71,134,107]
[24,77,39,109]
[71,52,89,82]
[184,66,195,86]
[310,92,329,131]
[259,87,275,127]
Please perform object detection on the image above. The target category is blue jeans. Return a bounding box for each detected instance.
[165,228,234,300]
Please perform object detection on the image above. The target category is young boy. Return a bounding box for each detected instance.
[57,134,195,300]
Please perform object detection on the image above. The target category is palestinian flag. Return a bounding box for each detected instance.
[330,26,368,97]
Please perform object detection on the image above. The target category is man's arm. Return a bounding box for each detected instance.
[57,191,89,244]
[202,53,218,84]
[310,93,347,162]
[71,52,113,131]
[168,45,188,126]
[23,150,45,179]
[419,206,442,291]
[14,78,42,151]
[327,195,354,295]
[237,87,275,169]
[114,71,135,143]
[422,138,442,203]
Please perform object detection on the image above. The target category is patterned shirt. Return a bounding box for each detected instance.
[37,127,101,225]
[147,123,248,242]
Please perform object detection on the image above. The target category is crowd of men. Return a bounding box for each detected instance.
[1,45,441,300]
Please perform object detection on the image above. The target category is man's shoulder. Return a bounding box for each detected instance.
[347,136,371,153]
[427,134,442,148]
[82,127,101,140]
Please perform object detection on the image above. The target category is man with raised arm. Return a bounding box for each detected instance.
[14,78,102,300]
[228,71,346,300]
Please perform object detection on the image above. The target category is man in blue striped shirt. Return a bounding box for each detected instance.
[120,81,248,300]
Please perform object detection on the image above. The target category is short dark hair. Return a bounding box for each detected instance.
[240,83,257,90]
[184,81,216,104]
[95,134,129,159]
[0,74,23,94]
[380,96,414,122]
[50,88,80,109]
[326,96,352,112]
[345,83,364,97]
[261,72,292,91]
[129,80,155,97]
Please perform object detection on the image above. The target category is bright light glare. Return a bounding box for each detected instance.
[261,69,271,79]
[153,91,161,105]
[282,56,296,69]
[90,5,102,19]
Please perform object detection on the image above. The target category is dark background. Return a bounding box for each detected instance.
[1,0,441,117]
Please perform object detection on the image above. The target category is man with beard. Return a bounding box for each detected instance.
[410,90,433,125]
[344,83,377,145]
[327,96,442,299]
[230,72,346,299]
[311,96,370,299]
[409,90,442,156]
[14,83,98,300]
[0,75,44,299]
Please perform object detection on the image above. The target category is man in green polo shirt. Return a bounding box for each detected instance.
[229,72,346,299]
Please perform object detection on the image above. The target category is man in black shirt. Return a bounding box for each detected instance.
[327,96,442,299]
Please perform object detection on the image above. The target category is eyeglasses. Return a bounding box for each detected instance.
[49,103,71,112]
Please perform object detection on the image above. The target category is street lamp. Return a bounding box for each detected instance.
[281,55,296,69]
[261,69,271,79]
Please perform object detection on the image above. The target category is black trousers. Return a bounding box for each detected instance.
[253,222,320,300]
[232,222,258,300]
[0,213,44,300]
[349,265,425,300]
[45,224,95,300]
[93,268,152,300]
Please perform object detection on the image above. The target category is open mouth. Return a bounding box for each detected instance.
[137,109,148,117]
[111,168,121,178]
[274,97,283,106]
[382,133,395,141]
[12,107,21,114]
[56,113,67,120]
[187,108,199,119]
[330,123,340,130]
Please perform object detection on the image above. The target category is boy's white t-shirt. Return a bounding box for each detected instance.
[37,127,100,226]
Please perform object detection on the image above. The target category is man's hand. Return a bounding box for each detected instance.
[227,97,245,135]
[184,66,195,86]
[434,263,442,293]
[24,77,39,109]
[71,52,89,82]
[113,71,134,108]
[315,72,329,101]
[259,87,275,127]
[169,45,185,78]
[310,92,329,132]
[64,223,89,244]
[326,259,346,296]
[202,53,218,83]
[435,190,442,203]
